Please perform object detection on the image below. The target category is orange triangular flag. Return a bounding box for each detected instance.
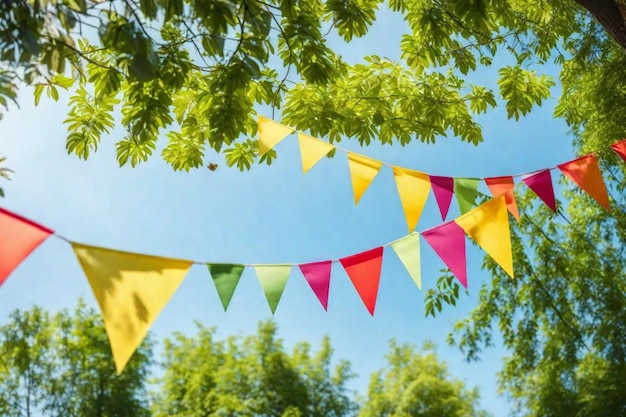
[347,153,383,205]
[558,155,610,210]
[393,167,431,232]
[0,207,53,286]
[611,139,626,162]
[455,196,514,278]
[484,176,520,221]
[258,116,295,156]
[297,133,334,173]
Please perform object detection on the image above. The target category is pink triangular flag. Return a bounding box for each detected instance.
[299,260,332,311]
[421,221,467,288]
[522,169,557,212]
[429,175,454,220]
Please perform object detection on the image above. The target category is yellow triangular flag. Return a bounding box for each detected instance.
[393,167,431,232]
[72,243,192,374]
[347,153,383,205]
[455,196,514,278]
[258,116,295,156]
[297,133,334,174]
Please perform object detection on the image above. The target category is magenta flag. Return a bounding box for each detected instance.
[299,260,332,311]
[421,221,467,288]
[429,175,455,221]
[522,169,557,212]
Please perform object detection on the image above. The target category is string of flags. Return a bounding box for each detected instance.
[259,116,622,231]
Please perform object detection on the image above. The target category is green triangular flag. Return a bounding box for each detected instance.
[454,177,481,214]
[390,233,422,290]
[208,264,245,311]
[254,265,292,314]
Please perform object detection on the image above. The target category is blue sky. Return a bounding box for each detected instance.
[0,8,580,416]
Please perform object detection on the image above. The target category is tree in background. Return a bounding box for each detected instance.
[0,300,153,417]
[360,340,490,417]
[0,155,11,197]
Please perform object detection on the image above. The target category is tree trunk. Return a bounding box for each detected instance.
[575,0,626,50]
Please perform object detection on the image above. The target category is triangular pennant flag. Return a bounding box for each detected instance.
[208,264,245,311]
[393,167,431,232]
[0,207,53,286]
[455,196,514,278]
[339,247,384,315]
[390,233,422,290]
[429,175,455,220]
[297,133,334,174]
[454,178,481,214]
[611,139,626,162]
[72,243,192,374]
[347,153,383,205]
[484,176,520,221]
[421,221,467,288]
[254,265,291,314]
[258,116,295,156]
[299,260,332,310]
[558,155,610,210]
[522,169,557,212]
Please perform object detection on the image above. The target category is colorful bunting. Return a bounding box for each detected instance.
[208,264,245,311]
[430,175,455,221]
[393,167,431,232]
[455,196,514,278]
[254,265,291,314]
[71,243,192,374]
[258,116,295,156]
[340,247,384,315]
[0,207,53,287]
[485,176,520,221]
[390,233,422,290]
[347,153,383,205]
[454,178,481,215]
[422,221,467,288]
[558,155,610,210]
[611,139,626,162]
[297,133,334,174]
[299,260,332,310]
[522,169,557,212]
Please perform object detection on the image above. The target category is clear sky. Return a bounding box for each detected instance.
[0,8,579,416]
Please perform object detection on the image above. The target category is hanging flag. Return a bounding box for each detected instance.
[347,153,383,205]
[297,133,334,174]
[390,233,422,290]
[254,265,291,314]
[484,176,520,221]
[393,167,431,232]
[558,155,610,210]
[72,243,192,374]
[207,264,245,311]
[429,175,455,221]
[340,247,384,315]
[421,220,467,288]
[611,139,626,162]
[522,169,557,212]
[299,260,332,310]
[0,207,53,287]
[455,196,514,278]
[258,116,295,156]
[454,178,481,214]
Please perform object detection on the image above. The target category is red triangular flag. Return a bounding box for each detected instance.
[339,247,384,315]
[0,207,53,286]
[611,139,626,162]
[522,169,557,212]
[429,175,454,220]
[558,155,610,210]
[485,176,520,221]
[421,220,467,288]
[299,260,332,311]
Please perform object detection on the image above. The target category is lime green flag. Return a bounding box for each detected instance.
[208,264,245,311]
[390,233,422,290]
[454,177,481,214]
[254,265,292,314]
